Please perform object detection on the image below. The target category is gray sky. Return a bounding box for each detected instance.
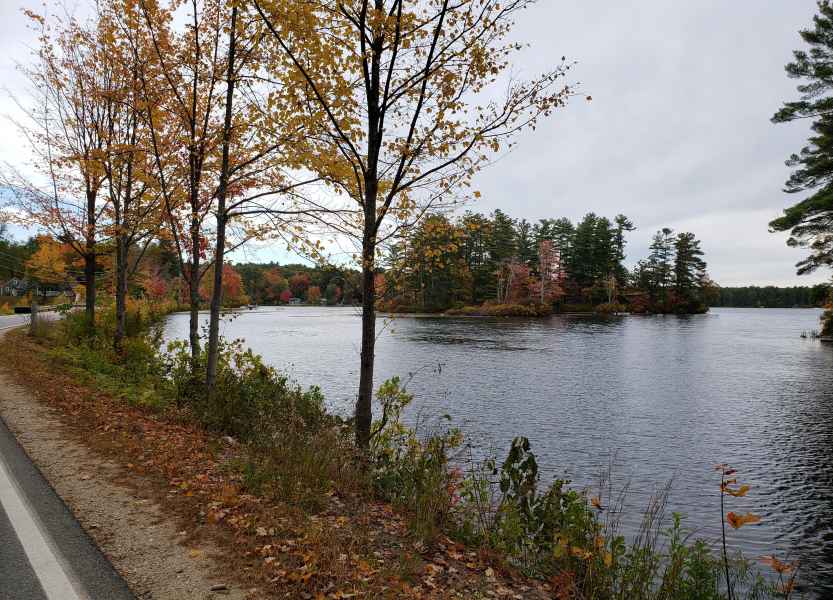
[0,1,827,286]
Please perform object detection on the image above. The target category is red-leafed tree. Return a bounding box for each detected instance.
[289,273,311,298]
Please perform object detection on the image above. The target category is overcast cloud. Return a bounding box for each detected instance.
[0,1,826,286]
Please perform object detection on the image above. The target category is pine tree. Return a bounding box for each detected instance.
[673,232,706,297]
[489,210,518,264]
[647,228,675,298]
[613,214,635,284]
[770,1,833,274]
[592,216,617,280]
[569,213,599,286]
[515,219,537,268]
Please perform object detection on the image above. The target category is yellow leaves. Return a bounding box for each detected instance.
[603,551,613,568]
[721,483,750,497]
[726,512,761,529]
[570,546,592,560]
[26,236,69,282]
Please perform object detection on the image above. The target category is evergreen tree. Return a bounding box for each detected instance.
[489,209,517,264]
[613,214,635,284]
[673,232,706,297]
[461,212,494,303]
[569,213,599,286]
[647,228,675,297]
[592,216,617,280]
[514,218,537,268]
[770,1,833,274]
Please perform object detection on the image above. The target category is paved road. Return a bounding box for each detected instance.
[0,313,30,331]
[0,323,135,600]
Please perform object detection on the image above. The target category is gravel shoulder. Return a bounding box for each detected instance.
[0,329,252,600]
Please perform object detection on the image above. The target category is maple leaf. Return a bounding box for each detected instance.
[726,512,761,529]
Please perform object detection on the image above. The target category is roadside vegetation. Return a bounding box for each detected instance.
[3,303,801,598]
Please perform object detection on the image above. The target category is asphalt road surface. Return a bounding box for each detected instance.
[0,318,135,599]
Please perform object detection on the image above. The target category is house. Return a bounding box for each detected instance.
[288,297,303,305]
[0,278,29,297]
[0,278,74,300]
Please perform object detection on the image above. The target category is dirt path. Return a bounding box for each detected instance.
[0,331,253,600]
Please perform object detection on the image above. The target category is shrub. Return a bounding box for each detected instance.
[445,303,552,317]
[370,377,463,541]
[594,302,627,315]
[165,338,327,441]
[165,338,363,509]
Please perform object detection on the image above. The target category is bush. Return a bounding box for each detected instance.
[166,338,364,509]
[594,302,627,315]
[370,377,463,540]
[445,303,552,317]
[165,338,327,441]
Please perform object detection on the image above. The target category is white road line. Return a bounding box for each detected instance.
[0,452,83,600]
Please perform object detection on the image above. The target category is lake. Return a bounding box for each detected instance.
[165,306,833,595]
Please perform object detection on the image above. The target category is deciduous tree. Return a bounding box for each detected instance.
[2,9,113,330]
[253,0,576,447]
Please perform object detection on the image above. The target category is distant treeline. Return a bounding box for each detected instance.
[234,262,362,306]
[712,285,830,308]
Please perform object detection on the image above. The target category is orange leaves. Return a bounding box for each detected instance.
[725,511,761,529]
[590,496,603,511]
[721,483,749,497]
[760,555,797,575]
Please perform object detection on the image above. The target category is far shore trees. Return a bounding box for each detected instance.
[252,0,576,447]
[381,210,713,314]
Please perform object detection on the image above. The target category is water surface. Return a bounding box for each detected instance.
[165,306,833,594]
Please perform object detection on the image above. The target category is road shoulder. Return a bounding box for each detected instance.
[0,330,250,600]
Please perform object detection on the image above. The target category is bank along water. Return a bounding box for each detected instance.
[164,306,833,595]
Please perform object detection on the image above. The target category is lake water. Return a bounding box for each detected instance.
[165,306,833,595]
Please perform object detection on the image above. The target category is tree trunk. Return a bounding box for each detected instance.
[84,251,96,329]
[84,188,97,332]
[114,232,128,354]
[29,289,38,336]
[206,214,225,390]
[356,223,376,449]
[356,5,383,449]
[206,4,237,393]
[189,238,201,369]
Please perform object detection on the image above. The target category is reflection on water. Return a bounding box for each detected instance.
[165,306,833,595]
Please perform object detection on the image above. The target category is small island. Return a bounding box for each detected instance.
[377,211,715,316]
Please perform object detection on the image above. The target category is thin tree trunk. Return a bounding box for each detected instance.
[356,1,383,449]
[84,251,96,328]
[29,288,38,336]
[84,189,97,332]
[114,233,129,354]
[206,5,238,392]
[189,236,201,368]
[356,221,377,449]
